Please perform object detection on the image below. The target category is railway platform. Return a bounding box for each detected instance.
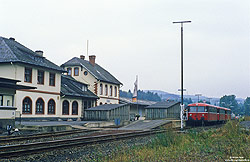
[118,120,172,130]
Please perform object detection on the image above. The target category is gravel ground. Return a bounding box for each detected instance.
[1,135,156,162]
[240,121,250,130]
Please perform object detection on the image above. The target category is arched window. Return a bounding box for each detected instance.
[22,97,32,114]
[36,98,44,114]
[110,85,113,96]
[72,101,78,115]
[48,99,56,114]
[105,85,108,96]
[114,86,117,97]
[62,100,69,115]
[100,84,103,95]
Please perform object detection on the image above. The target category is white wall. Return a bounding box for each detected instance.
[0,109,15,119]
[60,97,82,118]
[64,65,120,106]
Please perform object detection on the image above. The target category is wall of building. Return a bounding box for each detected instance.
[60,97,82,119]
[97,82,120,105]
[0,63,64,119]
[145,104,181,120]
[64,65,120,106]
[0,107,16,129]
[16,91,60,118]
[85,104,130,121]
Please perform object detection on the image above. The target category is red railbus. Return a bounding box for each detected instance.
[186,103,231,126]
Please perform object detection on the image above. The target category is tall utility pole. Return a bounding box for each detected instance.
[173,21,191,130]
[195,94,202,103]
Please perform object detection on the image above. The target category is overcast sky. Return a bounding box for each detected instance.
[1,0,249,99]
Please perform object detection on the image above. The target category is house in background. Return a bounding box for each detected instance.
[60,75,98,120]
[61,55,122,106]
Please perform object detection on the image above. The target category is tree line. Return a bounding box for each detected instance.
[119,90,161,102]
[219,95,250,116]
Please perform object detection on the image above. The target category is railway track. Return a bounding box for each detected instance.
[0,129,96,143]
[0,129,165,158]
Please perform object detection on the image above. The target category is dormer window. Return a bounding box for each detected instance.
[74,67,79,76]
[24,67,32,83]
[67,68,72,76]
[82,85,87,91]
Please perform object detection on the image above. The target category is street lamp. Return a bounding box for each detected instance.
[173,20,191,130]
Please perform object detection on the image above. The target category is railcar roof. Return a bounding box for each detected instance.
[188,103,231,111]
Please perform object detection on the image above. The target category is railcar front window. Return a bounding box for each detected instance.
[189,107,196,112]
[197,106,205,112]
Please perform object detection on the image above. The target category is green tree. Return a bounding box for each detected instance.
[219,95,239,114]
[244,97,250,116]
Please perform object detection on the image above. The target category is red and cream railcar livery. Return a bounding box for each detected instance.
[186,103,231,126]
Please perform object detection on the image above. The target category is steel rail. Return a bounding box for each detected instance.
[0,129,96,142]
[0,129,166,158]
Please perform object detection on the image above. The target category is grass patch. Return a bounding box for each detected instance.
[104,121,250,162]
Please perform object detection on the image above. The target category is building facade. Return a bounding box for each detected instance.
[0,36,98,120]
[61,55,122,106]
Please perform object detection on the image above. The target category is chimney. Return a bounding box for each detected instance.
[35,50,43,57]
[89,55,96,66]
[9,37,15,41]
[80,55,85,60]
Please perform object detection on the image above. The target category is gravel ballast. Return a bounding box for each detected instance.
[1,134,157,162]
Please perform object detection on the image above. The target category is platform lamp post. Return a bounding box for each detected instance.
[173,20,191,130]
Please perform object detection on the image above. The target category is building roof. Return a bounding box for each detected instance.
[145,101,180,109]
[61,57,122,85]
[85,104,128,111]
[119,97,156,106]
[0,36,65,72]
[0,77,36,90]
[61,75,98,99]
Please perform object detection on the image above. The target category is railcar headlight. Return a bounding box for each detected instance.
[202,114,204,116]
[190,114,192,116]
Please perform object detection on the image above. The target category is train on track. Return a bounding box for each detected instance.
[186,103,231,126]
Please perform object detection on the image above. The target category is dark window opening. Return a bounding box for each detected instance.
[24,67,32,83]
[74,67,79,76]
[37,70,44,84]
[49,73,55,86]
[48,99,55,114]
[23,97,32,114]
[36,98,44,114]
[62,100,69,115]
[72,101,78,115]
[67,68,72,76]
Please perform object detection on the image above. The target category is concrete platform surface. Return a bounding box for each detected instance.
[118,120,171,130]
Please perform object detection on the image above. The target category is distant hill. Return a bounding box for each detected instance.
[145,90,220,105]
[145,90,179,100]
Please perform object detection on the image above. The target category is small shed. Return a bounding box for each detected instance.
[84,104,130,121]
[145,101,181,120]
[119,97,155,118]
